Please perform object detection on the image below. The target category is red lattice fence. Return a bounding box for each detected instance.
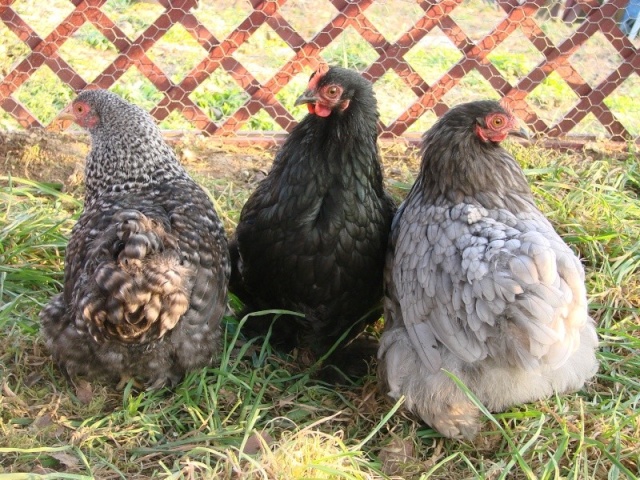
[0,0,639,143]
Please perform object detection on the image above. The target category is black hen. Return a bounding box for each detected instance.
[40,90,230,389]
[378,101,598,439]
[230,65,395,372]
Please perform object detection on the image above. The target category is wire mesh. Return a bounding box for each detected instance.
[0,0,638,143]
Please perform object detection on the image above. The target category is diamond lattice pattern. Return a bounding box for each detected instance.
[0,0,637,142]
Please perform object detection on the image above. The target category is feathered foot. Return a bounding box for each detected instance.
[116,374,144,390]
[317,335,379,384]
[379,329,481,439]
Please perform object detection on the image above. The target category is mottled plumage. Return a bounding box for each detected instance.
[378,101,598,439]
[230,66,395,367]
[40,90,230,389]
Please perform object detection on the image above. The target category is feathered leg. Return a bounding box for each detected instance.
[379,328,481,439]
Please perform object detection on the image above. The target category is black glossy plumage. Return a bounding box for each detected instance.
[230,66,395,364]
[40,90,230,389]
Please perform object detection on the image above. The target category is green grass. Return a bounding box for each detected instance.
[0,177,81,331]
[1,140,639,478]
[1,0,639,477]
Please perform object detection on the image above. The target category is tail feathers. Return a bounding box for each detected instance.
[83,210,194,344]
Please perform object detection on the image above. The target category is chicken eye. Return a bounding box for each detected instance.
[490,115,506,129]
[326,86,339,97]
[75,104,85,114]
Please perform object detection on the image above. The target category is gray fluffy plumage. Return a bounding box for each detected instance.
[378,100,599,439]
[40,90,230,389]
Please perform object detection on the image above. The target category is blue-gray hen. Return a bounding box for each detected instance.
[378,101,598,439]
[40,90,230,389]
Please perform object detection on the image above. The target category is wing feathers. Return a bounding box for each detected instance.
[408,322,441,371]
[509,255,539,284]
[389,202,591,373]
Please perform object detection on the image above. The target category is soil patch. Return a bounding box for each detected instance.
[0,129,422,198]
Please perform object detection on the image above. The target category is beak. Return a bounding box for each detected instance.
[45,108,75,132]
[58,102,76,122]
[294,90,317,107]
[58,112,76,122]
[509,127,530,139]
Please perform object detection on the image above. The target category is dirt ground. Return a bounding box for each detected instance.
[0,129,423,199]
[0,129,271,193]
[3,128,634,210]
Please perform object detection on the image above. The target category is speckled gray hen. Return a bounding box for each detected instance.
[378,100,598,439]
[40,90,230,389]
[230,66,395,367]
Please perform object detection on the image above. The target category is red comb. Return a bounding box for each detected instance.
[308,63,330,91]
